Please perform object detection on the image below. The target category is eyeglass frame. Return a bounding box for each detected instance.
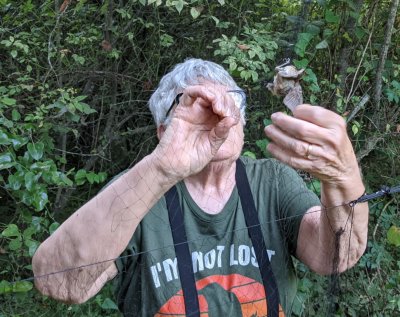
[164,89,247,121]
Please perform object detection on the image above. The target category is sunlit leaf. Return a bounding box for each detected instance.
[387,226,400,247]
[0,280,12,294]
[243,151,256,159]
[0,152,14,170]
[24,171,35,191]
[33,191,48,211]
[190,7,200,19]
[12,281,33,293]
[27,142,44,160]
[315,40,328,49]
[1,224,20,237]
[101,298,119,310]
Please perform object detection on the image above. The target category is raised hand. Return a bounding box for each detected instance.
[264,104,361,187]
[153,84,242,181]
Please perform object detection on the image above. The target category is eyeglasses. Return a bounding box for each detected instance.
[165,89,246,121]
[165,93,183,119]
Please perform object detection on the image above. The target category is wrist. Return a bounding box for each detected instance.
[321,177,365,206]
[147,151,182,187]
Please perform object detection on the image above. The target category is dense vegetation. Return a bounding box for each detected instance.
[0,0,399,316]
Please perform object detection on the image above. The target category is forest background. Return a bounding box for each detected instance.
[0,0,399,316]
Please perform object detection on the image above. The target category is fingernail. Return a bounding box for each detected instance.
[271,113,278,120]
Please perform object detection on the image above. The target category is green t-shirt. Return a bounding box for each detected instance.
[114,157,320,316]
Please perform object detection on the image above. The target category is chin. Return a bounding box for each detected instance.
[210,148,241,163]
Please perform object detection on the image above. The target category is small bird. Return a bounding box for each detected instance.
[266,58,305,112]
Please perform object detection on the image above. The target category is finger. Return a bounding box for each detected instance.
[183,85,217,108]
[293,104,346,130]
[270,112,333,145]
[216,91,241,122]
[183,86,240,120]
[209,116,237,155]
[267,142,314,171]
[264,124,326,159]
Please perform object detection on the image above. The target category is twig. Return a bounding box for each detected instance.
[373,0,399,111]
[346,30,374,104]
[346,94,370,123]
[372,197,395,241]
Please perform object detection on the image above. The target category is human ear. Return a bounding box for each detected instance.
[157,124,166,141]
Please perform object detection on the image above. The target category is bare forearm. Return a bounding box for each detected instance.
[32,153,176,303]
[317,178,368,273]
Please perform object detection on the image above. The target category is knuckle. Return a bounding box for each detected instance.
[287,156,299,168]
[297,127,313,139]
[337,118,347,129]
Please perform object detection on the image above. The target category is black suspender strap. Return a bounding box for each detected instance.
[165,186,200,317]
[165,159,281,317]
[235,159,280,317]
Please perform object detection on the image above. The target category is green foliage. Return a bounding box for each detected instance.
[0,0,399,316]
[214,25,278,82]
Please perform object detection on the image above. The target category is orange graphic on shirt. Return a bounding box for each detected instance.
[155,274,285,317]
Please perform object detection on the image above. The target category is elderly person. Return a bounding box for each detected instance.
[32,59,368,316]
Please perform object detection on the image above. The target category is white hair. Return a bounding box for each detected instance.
[148,58,246,127]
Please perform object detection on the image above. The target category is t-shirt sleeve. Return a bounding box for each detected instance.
[275,162,321,256]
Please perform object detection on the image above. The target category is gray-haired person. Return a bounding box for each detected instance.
[33,58,368,316]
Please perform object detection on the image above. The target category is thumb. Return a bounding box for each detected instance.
[208,116,236,154]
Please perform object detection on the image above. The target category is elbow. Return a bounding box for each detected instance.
[336,237,368,274]
[32,246,90,304]
[312,237,368,276]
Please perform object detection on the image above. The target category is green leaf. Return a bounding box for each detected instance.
[101,298,119,310]
[24,171,35,191]
[10,135,28,150]
[12,281,33,293]
[23,226,36,240]
[256,139,270,158]
[27,142,44,160]
[263,118,272,127]
[11,109,21,121]
[0,130,11,145]
[351,121,360,136]
[293,58,309,69]
[10,50,17,58]
[251,70,258,82]
[1,97,16,106]
[243,151,256,159]
[0,152,14,170]
[33,191,48,211]
[1,224,20,237]
[325,10,340,23]
[86,172,97,184]
[217,0,225,4]
[28,242,39,257]
[315,40,328,50]
[190,7,200,19]
[294,33,314,57]
[8,174,22,190]
[0,280,12,294]
[72,54,85,65]
[97,172,107,183]
[75,169,87,185]
[387,226,400,247]
[9,238,22,251]
[49,222,60,235]
[174,0,185,13]
[75,95,87,102]
[79,102,96,114]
